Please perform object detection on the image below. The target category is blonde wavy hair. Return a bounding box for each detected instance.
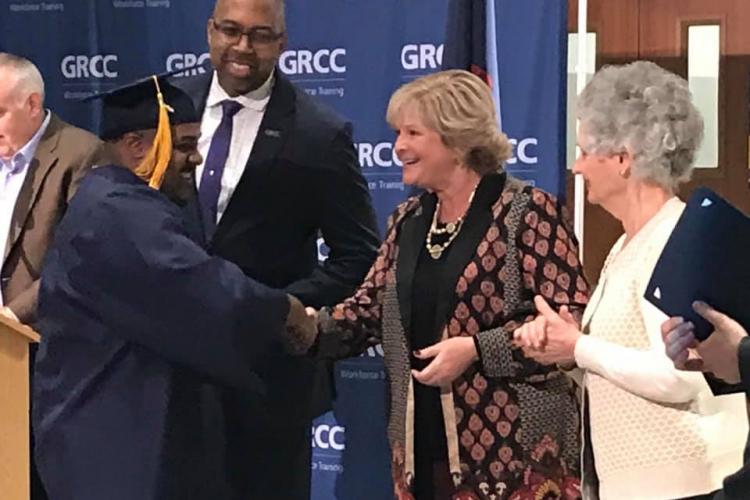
[386,69,511,175]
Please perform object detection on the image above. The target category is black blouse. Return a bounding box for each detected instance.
[408,181,490,494]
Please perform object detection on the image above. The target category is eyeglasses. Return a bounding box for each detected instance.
[211,19,284,46]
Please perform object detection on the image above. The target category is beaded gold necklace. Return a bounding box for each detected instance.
[424,184,479,259]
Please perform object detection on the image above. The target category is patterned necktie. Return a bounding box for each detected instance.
[198,99,243,234]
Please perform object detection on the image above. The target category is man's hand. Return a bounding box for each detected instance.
[0,307,18,322]
[411,336,479,387]
[282,295,318,355]
[660,317,702,370]
[661,301,747,384]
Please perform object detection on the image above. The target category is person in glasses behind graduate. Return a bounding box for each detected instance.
[32,75,316,500]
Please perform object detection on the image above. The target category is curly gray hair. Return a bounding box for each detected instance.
[577,60,704,191]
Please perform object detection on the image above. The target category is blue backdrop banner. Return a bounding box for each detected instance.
[0,1,566,498]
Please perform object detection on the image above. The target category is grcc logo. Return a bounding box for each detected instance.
[312,424,345,450]
[401,44,444,70]
[362,345,385,358]
[355,138,539,168]
[506,137,539,165]
[279,48,346,75]
[61,55,118,79]
[166,53,211,76]
[167,49,346,77]
[355,142,403,168]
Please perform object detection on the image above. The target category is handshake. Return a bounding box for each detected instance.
[281,294,321,355]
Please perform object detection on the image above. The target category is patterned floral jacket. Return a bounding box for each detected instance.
[318,173,590,500]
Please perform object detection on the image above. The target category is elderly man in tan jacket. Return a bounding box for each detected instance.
[0,52,109,325]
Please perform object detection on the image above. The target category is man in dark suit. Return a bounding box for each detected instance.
[0,52,109,325]
[174,0,380,497]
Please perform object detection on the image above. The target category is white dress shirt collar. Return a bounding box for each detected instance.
[206,70,275,112]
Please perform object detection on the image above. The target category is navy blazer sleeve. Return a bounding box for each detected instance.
[284,123,380,308]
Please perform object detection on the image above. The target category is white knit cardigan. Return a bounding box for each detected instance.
[572,197,748,500]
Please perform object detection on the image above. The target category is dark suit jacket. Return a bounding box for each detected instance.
[1,113,110,324]
[174,71,379,424]
[722,336,750,499]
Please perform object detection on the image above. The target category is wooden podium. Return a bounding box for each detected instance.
[0,314,40,500]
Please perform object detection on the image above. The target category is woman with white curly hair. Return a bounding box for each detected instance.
[514,60,749,499]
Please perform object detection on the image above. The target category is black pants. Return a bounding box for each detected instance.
[29,344,48,500]
[413,460,453,500]
[242,422,312,500]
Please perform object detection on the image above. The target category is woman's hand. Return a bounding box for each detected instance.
[514,295,581,365]
[513,314,548,350]
[411,336,479,387]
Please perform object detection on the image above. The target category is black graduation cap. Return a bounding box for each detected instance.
[87,72,199,141]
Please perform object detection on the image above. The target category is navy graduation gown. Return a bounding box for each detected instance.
[33,165,290,500]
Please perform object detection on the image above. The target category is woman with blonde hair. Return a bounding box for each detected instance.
[314,70,588,499]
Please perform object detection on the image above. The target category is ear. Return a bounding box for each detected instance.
[451,146,464,167]
[618,150,633,165]
[617,150,633,176]
[279,33,289,52]
[206,17,214,45]
[26,92,43,116]
[122,132,147,160]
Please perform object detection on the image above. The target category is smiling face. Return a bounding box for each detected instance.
[160,122,203,205]
[208,0,286,96]
[112,122,202,205]
[392,106,460,191]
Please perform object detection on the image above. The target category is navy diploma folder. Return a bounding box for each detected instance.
[645,187,750,341]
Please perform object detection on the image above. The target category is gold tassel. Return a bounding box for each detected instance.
[133,75,175,189]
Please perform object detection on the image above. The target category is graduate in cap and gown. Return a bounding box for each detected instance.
[32,75,317,500]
